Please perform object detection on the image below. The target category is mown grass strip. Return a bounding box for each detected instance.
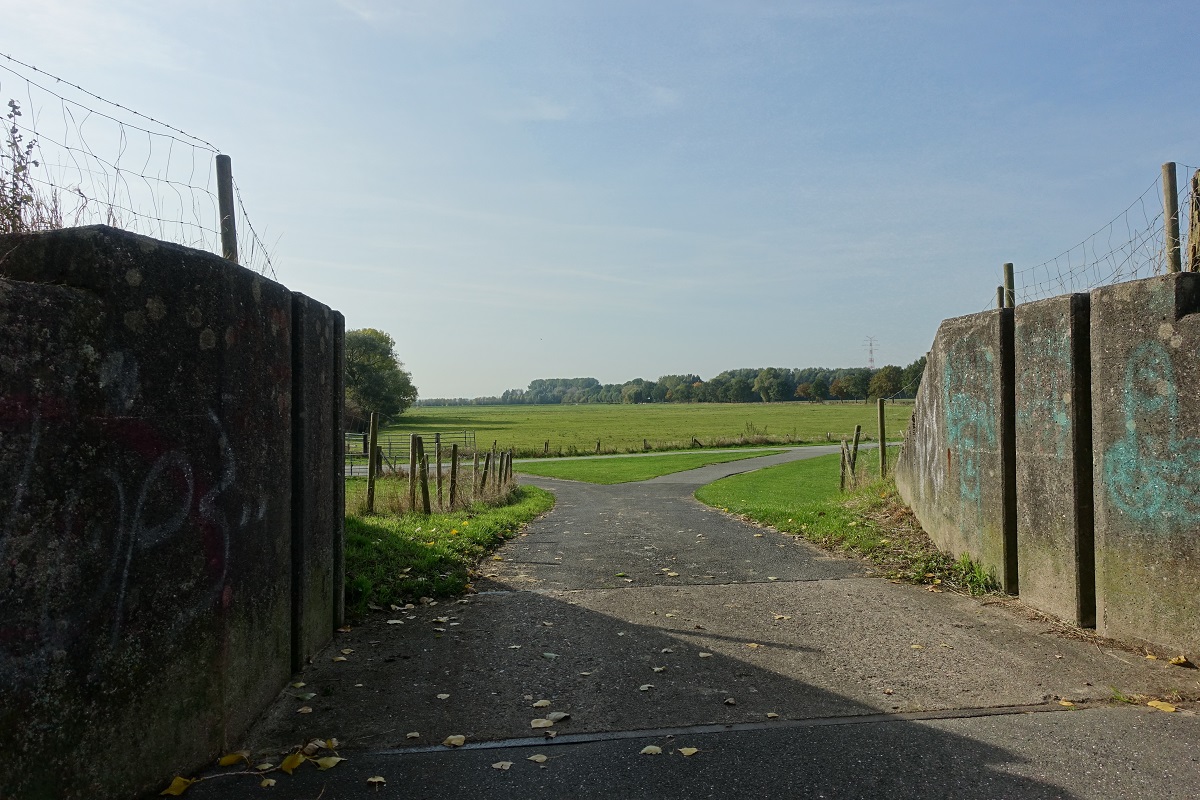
[344,485,555,616]
[695,451,999,594]
[512,449,785,484]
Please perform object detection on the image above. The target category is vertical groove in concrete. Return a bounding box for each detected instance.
[999,307,1018,594]
[1071,294,1096,628]
[289,294,306,674]
[332,311,347,629]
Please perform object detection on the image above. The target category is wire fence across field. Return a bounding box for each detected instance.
[0,51,275,277]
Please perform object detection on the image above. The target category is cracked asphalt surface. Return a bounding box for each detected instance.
[189,448,1200,799]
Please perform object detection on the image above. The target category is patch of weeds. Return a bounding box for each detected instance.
[1109,686,1138,704]
[343,485,554,617]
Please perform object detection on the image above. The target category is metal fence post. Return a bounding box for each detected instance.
[1164,162,1181,273]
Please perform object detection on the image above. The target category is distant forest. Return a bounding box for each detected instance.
[419,358,926,407]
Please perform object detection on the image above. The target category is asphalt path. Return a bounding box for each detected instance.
[189,449,1200,799]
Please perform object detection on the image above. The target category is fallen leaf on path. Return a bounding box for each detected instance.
[640,746,662,755]
[280,753,306,774]
[653,666,666,673]
[639,684,654,691]
[547,712,570,722]
[367,776,386,786]
[667,572,679,577]
[160,776,195,795]
[332,656,348,662]
[254,763,274,771]
[661,648,673,653]
[509,645,522,649]
[387,619,404,625]
[296,692,316,700]
[699,652,713,658]
[678,747,699,757]
[1169,656,1195,668]
[316,756,345,770]
[723,697,736,705]
[910,645,923,650]
[579,671,592,676]
[533,700,551,708]
[492,761,513,770]
[1148,700,1177,712]
[531,718,554,728]
[767,577,778,581]
[615,572,627,577]
[746,643,761,649]
[297,706,313,714]
[443,735,466,747]
[542,652,559,660]
[217,751,249,767]
[291,682,306,688]
[1146,654,1158,660]
[766,713,779,719]
[542,621,554,627]
[1059,700,1075,707]
[434,617,449,624]
[260,778,276,788]
[527,754,548,764]
[754,534,763,538]
[341,648,354,655]
[773,615,792,621]
[437,693,450,700]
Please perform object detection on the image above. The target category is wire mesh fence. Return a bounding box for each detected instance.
[0,51,275,277]
[983,162,1198,310]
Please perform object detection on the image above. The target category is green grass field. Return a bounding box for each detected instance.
[387,402,912,457]
[513,449,785,484]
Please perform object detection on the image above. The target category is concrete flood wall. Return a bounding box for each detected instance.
[0,226,344,799]
[897,274,1200,656]
[894,309,1017,592]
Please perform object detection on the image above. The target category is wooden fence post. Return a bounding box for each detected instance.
[1189,169,1200,272]
[419,450,431,515]
[877,398,887,478]
[996,286,1004,309]
[366,411,379,513]
[596,440,601,454]
[850,424,861,475]
[480,452,491,495]
[435,433,443,510]
[215,154,238,264]
[1164,162,1182,273]
[1003,263,1015,308]
[839,439,848,491]
[408,434,418,512]
[449,443,459,509]
[472,451,480,496]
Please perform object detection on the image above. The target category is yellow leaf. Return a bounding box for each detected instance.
[1148,700,1177,713]
[533,700,551,708]
[746,643,761,649]
[1058,700,1075,707]
[492,761,513,770]
[443,735,466,747]
[367,776,386,785]
[332,656,348,662]
[1168,655,1195,668]
[217,751,248,767]
[527,754,549,763]
[160,776,196,796]
[678,747,699,757]
[316,756,345,770]
[291,682,306,688]
[911,644,923,650]
[640,745,662,755]
[260,778,276,788]
[325,738,340,749]
[1145,654,1158,660]
[406,732,420,739]
[667,572,679,577]
[699,652,713,658]
[531,718,554,728]
[341,648,354,655]
[280,753,306,774]
[254,763,274,771]
[766,713,780,719]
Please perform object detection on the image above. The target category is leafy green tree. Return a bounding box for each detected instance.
[828,377,849,402]
[868,365,903,399]
[810,377,829,402]
[901,356,927,397]
[345,328,417,427]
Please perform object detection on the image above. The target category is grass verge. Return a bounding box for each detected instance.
[344,484,555,616]
[695,452,1000,595]
[513,449,785,484]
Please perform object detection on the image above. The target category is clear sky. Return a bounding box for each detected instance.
[6,1,1198,398]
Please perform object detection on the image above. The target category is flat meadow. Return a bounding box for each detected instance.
[385,401,913,457]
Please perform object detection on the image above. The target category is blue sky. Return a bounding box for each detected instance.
[6,1,1198,398]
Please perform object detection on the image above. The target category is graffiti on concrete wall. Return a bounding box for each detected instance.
[1015,328,1071,459]
[1102,340,1200,523]
[944,342,997,506]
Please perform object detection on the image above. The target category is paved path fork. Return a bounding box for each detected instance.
[192,449,1200,799]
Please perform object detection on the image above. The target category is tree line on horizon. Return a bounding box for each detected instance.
[419,359,927,407]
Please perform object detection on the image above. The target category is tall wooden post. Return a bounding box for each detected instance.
[839,440,848,491]
[480,452,492,494]
[1164,162,1182,273]
[472,451,480,496]
[996,286,1005,309]
[1003,263,1015,308]
[408,434,418,512]
[850,424,862,475]
[215,154,238,264]
[419,450,431,515]
[448,443,459,509]
[1188,169,1200,272]
[365,411,379,513]
[877,398,887,478]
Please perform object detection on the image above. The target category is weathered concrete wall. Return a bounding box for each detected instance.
[1014,294,1094,626]
[0,226,343,799]
[895,309,1017,591]
[1091,274,1200,653]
